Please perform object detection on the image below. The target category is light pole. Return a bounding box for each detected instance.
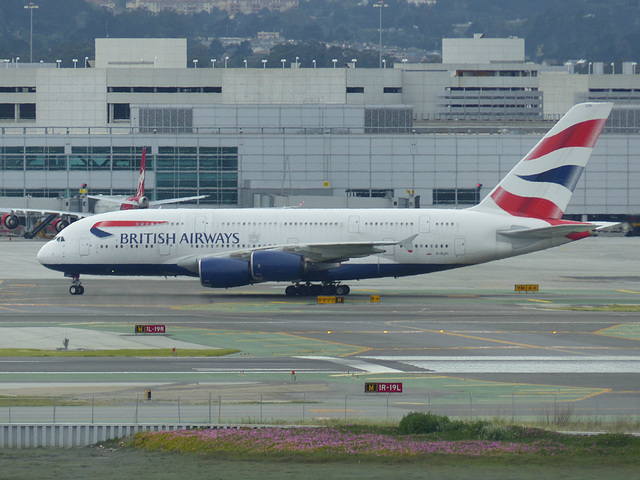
[84,56,89,68]
[16,57,20,68]
[211,59,216,68]
[56,59,61,68]
[243,59,247,68]
[332,58,337,68]
[295,56,299,68]
[281,59,286,69]
[193,59,198,68]
[262,59,267,69]
[224,56,229,68]
[351,58,357,68]
[24,2,39,63]
[382,59,386,69]
[373,0,387,68]
[611,62,615,74]
[72,58,78,68]
[312,59,316,69]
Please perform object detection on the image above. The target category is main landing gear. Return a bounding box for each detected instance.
[285,283,351,297]
[68,275,84,295]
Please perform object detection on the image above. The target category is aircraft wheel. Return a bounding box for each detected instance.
[78,285,85,295]
[285,285,297,297]
[69,285,78,295]
[335,285,349,296]
[310,285,323,296]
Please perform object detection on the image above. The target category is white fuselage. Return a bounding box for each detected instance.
[37,207,567,283]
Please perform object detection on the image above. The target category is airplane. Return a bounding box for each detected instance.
[37,102,614,296]
[1,148,206,238]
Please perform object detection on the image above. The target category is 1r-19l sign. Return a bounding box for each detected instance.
[365,382,403,393]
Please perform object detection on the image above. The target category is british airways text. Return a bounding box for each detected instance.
[120,232,240,245]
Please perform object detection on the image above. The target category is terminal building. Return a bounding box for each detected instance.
[1,35,639,228]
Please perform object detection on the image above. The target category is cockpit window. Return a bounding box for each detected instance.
[56,236,65,242]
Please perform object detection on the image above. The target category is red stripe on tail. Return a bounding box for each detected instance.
[524,118,607,162]
[491,187,564,219]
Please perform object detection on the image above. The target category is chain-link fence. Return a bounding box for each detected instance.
[1,390,639,426]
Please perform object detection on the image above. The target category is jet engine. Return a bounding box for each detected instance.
[137,196,150,209]
[199,251,305,288]
[51,218,69,233]
[1,213,20,230]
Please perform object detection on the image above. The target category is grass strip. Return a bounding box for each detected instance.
[0,348,239,357]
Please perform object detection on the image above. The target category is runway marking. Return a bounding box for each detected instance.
[595,323,640,342]
[198,330,368,357]
[0,305,26,312]
[527,299,552,304]
[390,323,602,356]
[618,290,640,294]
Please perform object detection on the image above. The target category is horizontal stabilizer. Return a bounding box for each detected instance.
[497,222,614,240]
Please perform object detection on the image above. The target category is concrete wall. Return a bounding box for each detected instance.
[95,38,187,69]
[442,37,525,64]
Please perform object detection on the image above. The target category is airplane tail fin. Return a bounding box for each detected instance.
[472,102,613,220]
[136,147,146,197]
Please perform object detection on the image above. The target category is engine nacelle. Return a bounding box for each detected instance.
[137,196,150,209]
[251,251,305,282]
[199,257,250,288]
[1,213,20,230]
[52,218,69,233]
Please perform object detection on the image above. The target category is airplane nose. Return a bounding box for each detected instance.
[37,241,54,265]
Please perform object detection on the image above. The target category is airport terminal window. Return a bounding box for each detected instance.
[25,147,45,170]
[346,189,393,198]
[155,145,238,205]
[109,103,130,122]
[0,104,15,120]
[346,87,365,94]
[40,147,66,170]
[2,147,24,170]
[112,146,144,170]
[383,87,402,94]
[0,189,25,196]
[19,103,36,121]
[433,188,480,205]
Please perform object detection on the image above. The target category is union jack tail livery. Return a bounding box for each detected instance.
[474,102,613,220]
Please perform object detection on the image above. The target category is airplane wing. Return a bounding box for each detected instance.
[150,195,208,206]
[86,195,139,207]
[173,235,418,274]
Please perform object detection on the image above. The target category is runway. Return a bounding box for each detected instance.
[1,236,640,420]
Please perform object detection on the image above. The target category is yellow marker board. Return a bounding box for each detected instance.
[515,284,539,292]
[317,296,345,304]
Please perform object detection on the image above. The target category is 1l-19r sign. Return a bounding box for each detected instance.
[365,382,403,393]
[135,325,166,334]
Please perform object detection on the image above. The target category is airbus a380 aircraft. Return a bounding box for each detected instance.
[38,103,614,296]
